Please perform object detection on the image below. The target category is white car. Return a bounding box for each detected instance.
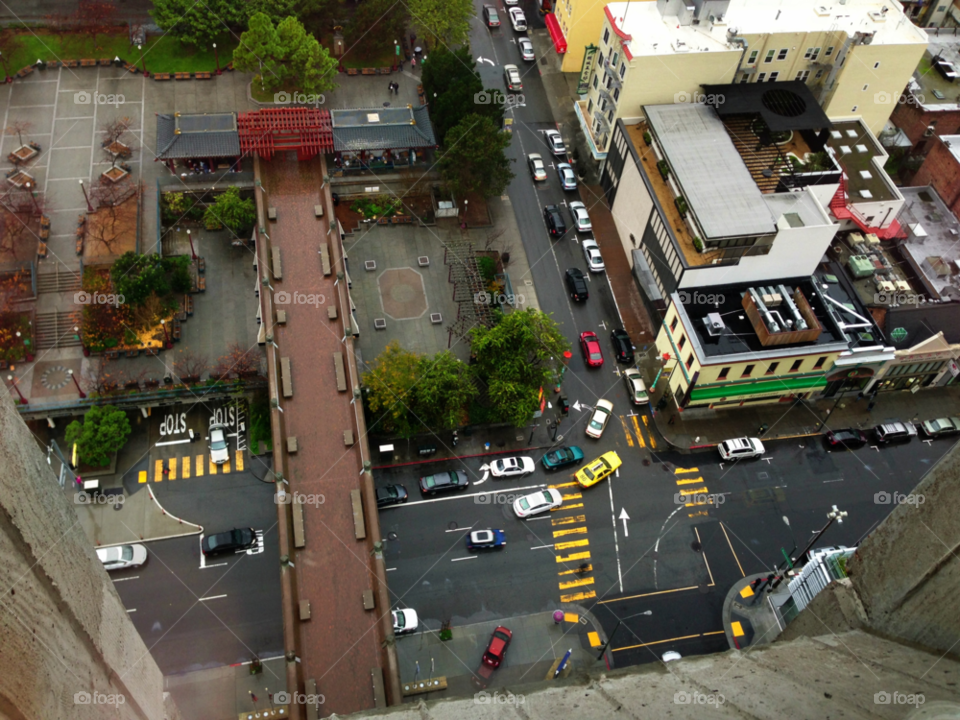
[569,201,592,232]
[504,64,522,92]
[490,456,535,478]
[513,488,564,518]
[392,608,419,634]
[586,399,614,439]
[624,368,649,405]
[582,238,605,273]
[509,7,527,31]
[97,544,148,571]
[718,437,765,460]
[504,0,519,5]
[519,37,535,61]
[528,153,547,181]
[544,129,566,156]
[209,423,229,464]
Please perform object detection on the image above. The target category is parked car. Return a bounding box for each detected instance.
[575,451,622,489]
[392,608,419,634]
[610,328,635,364]
[509,7,527,31]
[557,162,577,190]
[504,0,519,5]
[474,626,513,687]
[934,58,959,81]
[580,331,604,368]
[824,428,868,449]
[873,420,918,444]
[541,445,584,471]
[582,238,605,272]
[419,470,470,495]
[513,488,563,517]
[565,267,589,301]
[208,424,229,464]
[623,368,649,405]
[466,529,506,551]
[528,153,547,181]
[569,201,592,232]
[519,37,535,61]
[483,5,500,27]
[97,544,148,571]
[490,456,535,478]
[544,205,566,238]
[201,527,257,556]
[376,484,409,508]
[920,417,960,438]
[544,129,566,156]
[504,64,522,92]
[717,437,764,460]
[586,399,614,439]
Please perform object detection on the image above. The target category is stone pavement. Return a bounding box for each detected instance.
[165,656,289,719]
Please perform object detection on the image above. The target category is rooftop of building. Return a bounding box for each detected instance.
[606,0,927,61]
[832,230,915,307]
[824,119,897,202]
[330,105,437,152]
[897,185,960,301]
[908,52,960,110]
[156,112,241,159]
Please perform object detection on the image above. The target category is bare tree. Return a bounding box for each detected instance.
[4,120,32,149]
[85,178,135,252]
[213,343,263,381]
[88,356,116,396]
[173,351,209,382]
[74,0,119,51]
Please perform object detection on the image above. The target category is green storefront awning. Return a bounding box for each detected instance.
[690,375,827,402]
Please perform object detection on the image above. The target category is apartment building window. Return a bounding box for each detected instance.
[686,354,694,370]
[851,105,858,112]
[614,88,620,102]
[611,52,619,67]
[825,46,834,56]
[804,47,821,61]
[599,98,607,113]
[603,28,610,44]
[670,317,679,332]
[739,73,749,84]
[874,62,880,69]
[742,365,755,378]
[795,70,810,82]
[757,72,766,82]
[619,64,626,78]
[769,72,779,82]
[815,69,824,79]
[789,359,803,372]
[777,48,788,60]
[608,109,615,123]
[718,367,730,380]
[678,335,686,350]
[814,356,827,369]
[765,362,779,375]
[587,99,593,114]
[764,49,775,63]
[593,75,598,90]
[593,119,602,135]
[748,50,759,64]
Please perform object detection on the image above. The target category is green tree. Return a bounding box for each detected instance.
[470,309,570,427]
[249,0,299,24]
[65,405,132,468]
[408,0,473,50]
[439,114,514,199]
[110,253,190,308]
[203,186,257,236]
[363,341,421,436]
[151,0,248,46]
[421,47,502,142]
[347,0,409,55]
[412,351,477,431]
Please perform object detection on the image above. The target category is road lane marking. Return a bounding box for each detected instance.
[823,478,843,483]
[126,608,136,613]
[630,415,646,448]
[554,502,583,510]
[559,576,594,590]
[556,551,591,563]
[553,526,587,538]
[400,483,547,507]
[560,590,596,602]
[155,439,192,446]
[182,455,190,479]
[209,458,217,475]
[731,621,744,637]
[695,527,715,586]
[235,450,244,472]
[169,457,177,480]
[195,455,204,476]
[199,594,227,601]
[619,416,635,447]
[555,538,589,551]
[445,526,473,533]
[561,492,582,501]
[613,633,703,651]
[720,522,745,577]
[200,562,228,569]
[679,486,709,495]
[138,470,147,484]
[223,457,231,473]
[387,567,397,571]
[111,576,140,582]
[675,477,704,486]
[675,467,699,474]
[530,544,555,550]
[549,481,579,489]
[552,515,586,526]
[558,564,592,576]
[598,586,703,604]
[153,459,162,482]
[642,415,657,449]
[451,556,477,562]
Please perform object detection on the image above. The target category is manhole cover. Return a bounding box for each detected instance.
[691,541,702,552]
[447,521,458,530]
[387,532,398,541]
[757,471,769,481]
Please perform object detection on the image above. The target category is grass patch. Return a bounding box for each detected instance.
[319,36,393,69]
[2,29,237,74]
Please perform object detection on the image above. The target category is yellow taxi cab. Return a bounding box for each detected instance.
[574,451,622,489]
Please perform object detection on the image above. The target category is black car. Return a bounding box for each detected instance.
[419,470,470,495]
[824,428,867,449]
[543,205,566,238]
[376,484,409,508]
[565,268,589,301]
[201,527,256,556]
[610,328,635,364]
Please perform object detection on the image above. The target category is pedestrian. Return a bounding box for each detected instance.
[668,415,676,425]
[387,80,392,94]
[410,57,416,69]
[394,80,399,94]
[162,466,170,476]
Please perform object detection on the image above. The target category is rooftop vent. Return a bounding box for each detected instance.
[702,312,725,341]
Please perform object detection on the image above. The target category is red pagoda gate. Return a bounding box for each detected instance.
[237,107,335,161]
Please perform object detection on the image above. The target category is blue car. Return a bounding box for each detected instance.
[466,529,506,551]
[541,446,585,471]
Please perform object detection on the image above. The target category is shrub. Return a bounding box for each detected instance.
[692,236,703,252]
[643,131,652,146]
[657,160,670,180]
[675,196,688,218]
[477,256,497,282]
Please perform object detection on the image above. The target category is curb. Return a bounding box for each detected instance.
[372,445,551,470]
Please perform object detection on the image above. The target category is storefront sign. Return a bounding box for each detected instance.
[577,45,599,95]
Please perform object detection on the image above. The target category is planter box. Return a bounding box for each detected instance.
[101,166,129,183]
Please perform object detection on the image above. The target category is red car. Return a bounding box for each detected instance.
[474,626,513,688]
[580,331,604,368]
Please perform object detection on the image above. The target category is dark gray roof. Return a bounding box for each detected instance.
[331,106,437,152]
[156,113,241,160]
[883,304,960,349]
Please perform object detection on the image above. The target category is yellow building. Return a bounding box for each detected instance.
[575,0,928,161]
[552,0,654,75]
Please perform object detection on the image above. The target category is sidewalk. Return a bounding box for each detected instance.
[165,656,288,719]
[721,574,790,652]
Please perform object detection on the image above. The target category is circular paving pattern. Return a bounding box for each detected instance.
[40,365,72,390]
[379,268,427,319]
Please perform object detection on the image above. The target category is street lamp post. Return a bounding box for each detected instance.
[0,51,9,83]
[394,40,400,71]
[67,369,87,399]
[186,229,197,259]
[213,42,221,75]
[24,182,42,214]
[769,505,848,592]
[7,375,27,404]
[79,179,93,212]
[160,319,172,349]
[137,44,148,76]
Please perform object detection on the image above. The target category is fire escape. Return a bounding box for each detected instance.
[829,174,904,240]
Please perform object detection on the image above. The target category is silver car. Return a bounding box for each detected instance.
[582,238,605,272]
[624,368,649,405]
[97,544,148,571]
[544,129,566,156]
[569,201,592,232]
[519,37,535,61]
[558,162,577,191]
[208,423,230,464]
[509,7,527,31]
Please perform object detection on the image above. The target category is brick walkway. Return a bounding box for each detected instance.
[262,156,384,716]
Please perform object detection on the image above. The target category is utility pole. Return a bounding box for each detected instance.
[770,505,847,591]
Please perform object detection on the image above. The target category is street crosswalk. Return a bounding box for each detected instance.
[549,481,598,603]
[674,466,716,518]
[620,413,657,450]
[138,450,246,483]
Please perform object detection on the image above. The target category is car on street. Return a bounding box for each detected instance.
[575,451,622,489]
[519,37,535,61]
[873,420,918,444]
[528,153,547,181]
[544,129,566,156]
[580,331,604,368]
[557,162,577,190]
[569,201,592,232]
[717,437,765,460]
[623,368,649,404]
[610,328,635,364]
[474,626,513,687]
[97,544,148,571]
[824,428,868,449]
[490,456,535,478]
[466,529,506,551]
[419,470,470,495]
[208,424,229,464]
[934,58,959,81]
[201,527,257,556]
[541,445,584,471]
[544,205,566,238]
[586,399,614,439]
[509,7,527,31]
[920,417,960,438]
[483,5,500,27]
[392,608,419,634]
[376,484,409,508]
[504,64,522,92]
[582,238,605,272]
[504,0,519,5]
[513,488,563,517]
[565,267,589,301]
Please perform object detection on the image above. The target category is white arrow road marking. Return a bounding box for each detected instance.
[609,480,623,591]
[573,401,583,412]
[619,507,630,537]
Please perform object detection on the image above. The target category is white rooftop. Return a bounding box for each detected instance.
[606,0,927,60]
[941,134,960,164]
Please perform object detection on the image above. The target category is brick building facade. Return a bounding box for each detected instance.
[910,134,960,215]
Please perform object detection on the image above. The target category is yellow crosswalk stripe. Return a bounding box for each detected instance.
[195,455,204,477]
[555,538,589,551]
[182,456,191,479]
[168,457,177,480]
[553,526,588,538]
[556,551,591,563]
[138,470,147,484]
[588,631,602,648]
[631,415,646,449]
[559,576,595,590]
[685,500,710,507]
[562,492,582,501]
[619,416,635,447]
[554,502,583,510]
[153,459,162,482]
[209,458,217,475]
[552,515,586,526]
[558,564,592,576]
[643,415,657,449]
[549,481,579,489]
[675,467,700,474]
[688,510,710,518]
[731,621,744,637]
[223,458,231,474]
[235,450,244,472]
[564,612,579,623]
[676,477,705,485]
[678,486,709,496]
[560,590,597,603]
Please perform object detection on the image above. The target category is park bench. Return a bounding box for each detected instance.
[292,496,305,548]
[343,429,354,446]
[197,257,205,274]
[39,226,49,240]
[361,67,376,75]
[327,305,337,321]
[62,60,78,68]
[314,204,324,217]
[299,600,311,620]
[347,68,359,76]
[125,349,139,358]
[318,243,331,276]
[287,437,297,453]
[225,61,234,71]
[37,241,47,258]
[16,66,33,78]
[276,310,286,325]
[271,246,282,280]
[123,62,137,73]
[98,58,112,66]
[185,295,194,316]
[76,237,83,255]
[194,71,211,80]
[174,72,191,80]
[333,352,347,392]
[80,59,96,67]
[379,66,392,75]
[153,73,171,81]
[267,206,277,220]
[40,216,50,229]
[305,679,320,720]
[197,276,206,292]
[280,356,293,398]
[350,489,365,539]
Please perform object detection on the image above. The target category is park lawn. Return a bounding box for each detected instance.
[2,30,237,74]
[319,37,394,69]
